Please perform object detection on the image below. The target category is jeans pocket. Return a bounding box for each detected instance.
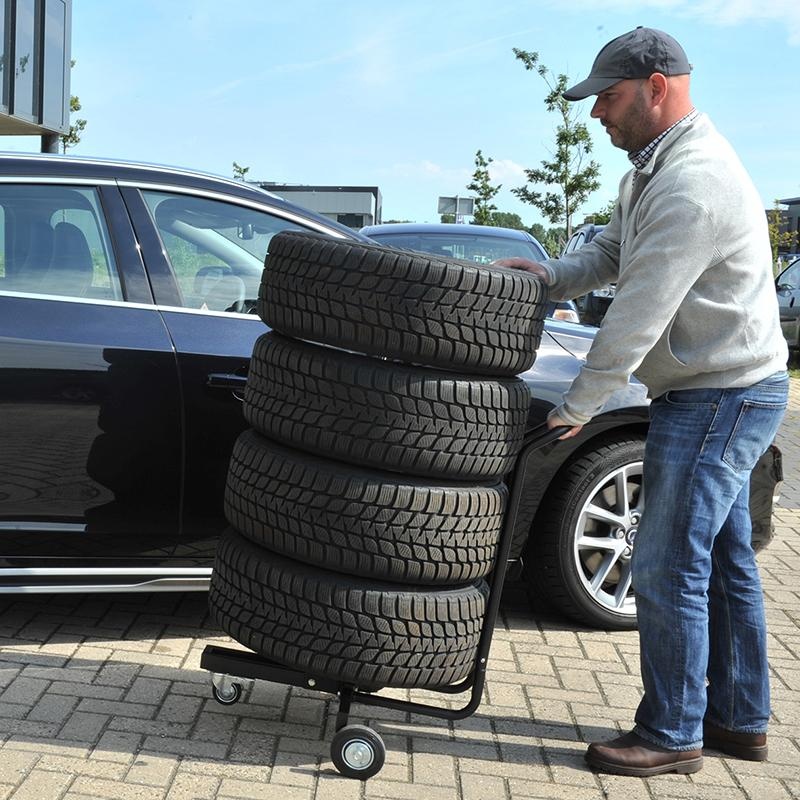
[722,400,787,472]
[663,389,719,409]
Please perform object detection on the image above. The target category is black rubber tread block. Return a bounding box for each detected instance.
[258,230,548,376]
[243,332,530,480]
[225,429,506,584]
[208,529,488,689]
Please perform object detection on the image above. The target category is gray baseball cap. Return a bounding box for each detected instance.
[563,27,692,101]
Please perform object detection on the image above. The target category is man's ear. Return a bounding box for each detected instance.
[648,72,669,105]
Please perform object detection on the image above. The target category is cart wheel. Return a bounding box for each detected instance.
[211,680,242,706]
[330,725,385,780]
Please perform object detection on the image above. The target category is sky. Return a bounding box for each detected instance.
[5,0,800,228]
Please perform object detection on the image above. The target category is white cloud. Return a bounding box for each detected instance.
[488,158,528,185]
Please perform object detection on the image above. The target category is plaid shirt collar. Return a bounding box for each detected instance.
[629,109,699,171]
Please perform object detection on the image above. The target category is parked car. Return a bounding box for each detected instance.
[561,223,613,326]
[360,222,581,323]
[0,154,781,632]
[776,257,800,350]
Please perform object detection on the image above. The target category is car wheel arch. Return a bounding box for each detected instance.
[510,420,649,561]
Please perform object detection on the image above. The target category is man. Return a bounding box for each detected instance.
[497,27,789,776]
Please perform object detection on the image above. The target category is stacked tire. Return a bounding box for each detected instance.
[208,230,549,692]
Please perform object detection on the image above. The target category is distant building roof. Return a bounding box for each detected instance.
[780,197,800,205]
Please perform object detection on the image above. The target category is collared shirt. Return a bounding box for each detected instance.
[629,108,699,170]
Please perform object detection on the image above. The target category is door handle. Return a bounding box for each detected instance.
[206,373,248,400]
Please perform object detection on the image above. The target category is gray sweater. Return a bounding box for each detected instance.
[543,113,788,426]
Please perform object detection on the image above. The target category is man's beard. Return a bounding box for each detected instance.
[606,86,653,153]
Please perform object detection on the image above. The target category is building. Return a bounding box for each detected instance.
[255,182,382,229]
[0,0,72,152]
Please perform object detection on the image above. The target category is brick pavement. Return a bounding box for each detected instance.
[0,382,798,799]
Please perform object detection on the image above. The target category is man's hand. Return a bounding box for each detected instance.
[492,257,550,282]
[547,413,583,440]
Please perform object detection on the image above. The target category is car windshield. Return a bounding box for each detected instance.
[367,231,546,264]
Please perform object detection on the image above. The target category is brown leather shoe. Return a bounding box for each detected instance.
[585,731,703,776]
[703,721,768,761]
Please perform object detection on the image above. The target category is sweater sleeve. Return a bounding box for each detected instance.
[543,207,623,300]
[554,194,718,425]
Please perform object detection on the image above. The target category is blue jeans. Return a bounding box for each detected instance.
[631,372,789,750]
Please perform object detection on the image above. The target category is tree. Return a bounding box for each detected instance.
[491,211,525,230]
[511,49,601,239]
[232,162,250,181]
[583,199,617,225]
[767,200,798,272]
[60,61,86,153]
[466,150,501,225]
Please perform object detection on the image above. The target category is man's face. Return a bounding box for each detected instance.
[590,79,654,153]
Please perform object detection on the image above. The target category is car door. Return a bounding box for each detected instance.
[0,181,183,569]
[119,185,350,561]
[776,260,800,349]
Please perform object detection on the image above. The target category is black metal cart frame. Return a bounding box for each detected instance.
[200,424,567,779]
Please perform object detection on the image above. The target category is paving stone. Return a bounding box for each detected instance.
[69,776,165,800]
[0,750,38,785]
[27,693,79,724]
[409,751,457,787]
[89,730,142,764]
[9,768,73,800]
[124,751,178,787]
[459,769,509,799]
[58,711,110,744]
[38,754,128,781]
[125,677,171,706]
[165,773,220,800]
[140,735,227,760]
[0,676,49,705]
[314,772,362,800]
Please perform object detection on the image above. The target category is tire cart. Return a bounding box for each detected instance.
[200,423,566,780]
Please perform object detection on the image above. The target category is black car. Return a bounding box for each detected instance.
[0,154,780,630]
[561,223,614,326]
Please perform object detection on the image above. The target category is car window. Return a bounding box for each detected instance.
[0,185,122,301]
[142,191,305,313]
[368,232,547,264]
[779,261,800,289]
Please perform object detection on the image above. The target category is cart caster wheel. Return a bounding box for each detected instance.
[211,680,242,706]
[331,724,385,780]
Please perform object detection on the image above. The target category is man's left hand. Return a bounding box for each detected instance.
[547,414,583,439]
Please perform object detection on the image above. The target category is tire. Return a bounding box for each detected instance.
[258,230,548,376]
[225,429,506,584]
[525,435,645,630]
[243,332,530,480]
[209,529,488,689]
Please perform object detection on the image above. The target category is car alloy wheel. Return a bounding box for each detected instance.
[571,458,642,623]
[527,436,646,630]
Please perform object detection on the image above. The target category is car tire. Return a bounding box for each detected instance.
[525,435,645,630]
[225,429,506,584]
[243,333,530,480]
[258,230,548,376]
[209,529,488,689]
